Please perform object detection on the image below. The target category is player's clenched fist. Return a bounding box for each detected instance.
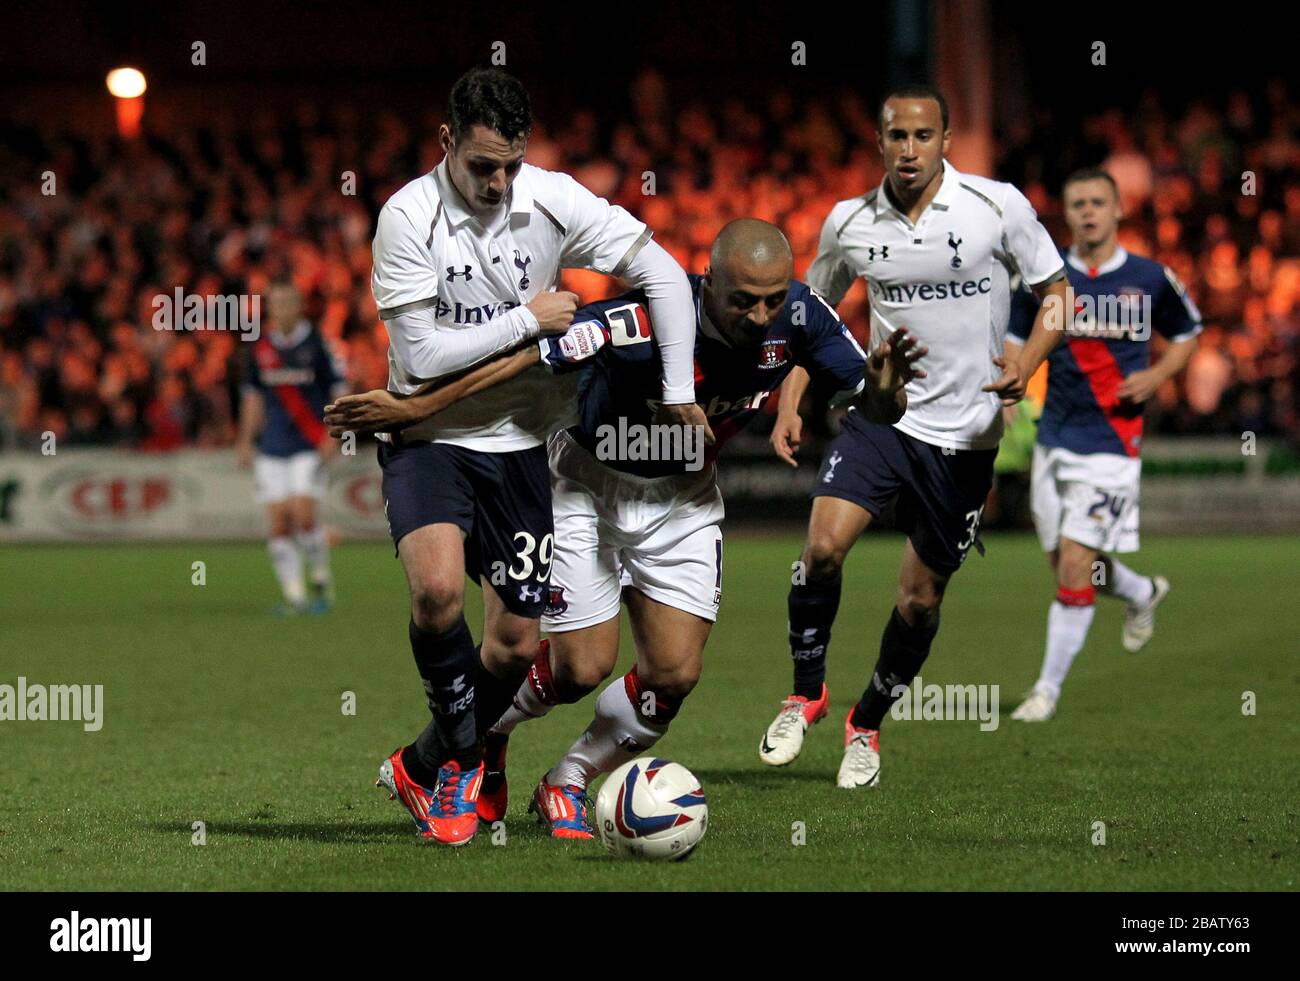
[527,290,580,335]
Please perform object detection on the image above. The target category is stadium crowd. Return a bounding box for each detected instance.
[1,74,1297,450]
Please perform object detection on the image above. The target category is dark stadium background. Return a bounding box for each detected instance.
[1,0,1296,530]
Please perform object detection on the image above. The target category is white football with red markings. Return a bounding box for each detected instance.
[595,757,708,861]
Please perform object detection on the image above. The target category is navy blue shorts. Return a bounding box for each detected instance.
[811,415,996,576]
[377,438,553,618]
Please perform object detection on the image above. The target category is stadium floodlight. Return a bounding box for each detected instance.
[106,67,147,137]
[106,67,147,98]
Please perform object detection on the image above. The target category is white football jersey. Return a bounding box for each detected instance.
[371,159,653,451]
[808,160,1064,450]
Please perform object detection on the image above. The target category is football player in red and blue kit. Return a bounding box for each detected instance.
[237,281,348,615]
[1005,168,1201,721]
[328,219,923,838]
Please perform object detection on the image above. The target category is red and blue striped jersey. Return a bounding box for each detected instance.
[1008,247,1200,458]
[241,320,346,457]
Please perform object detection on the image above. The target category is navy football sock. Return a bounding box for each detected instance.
[851,607,940,730]
[473,643,531,741]
[788,569,842,699]
[407,616,480,775]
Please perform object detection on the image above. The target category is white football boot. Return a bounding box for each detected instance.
[759,683,829,766]
[836,710,881,788]
[1011,687,1057,722]
[1123,574,1170,653]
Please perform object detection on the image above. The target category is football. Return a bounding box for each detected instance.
[595,757,709,860]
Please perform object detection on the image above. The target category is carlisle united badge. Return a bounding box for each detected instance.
[760,338,788,369]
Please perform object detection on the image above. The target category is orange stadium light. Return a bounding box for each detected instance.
[106,67,147,138]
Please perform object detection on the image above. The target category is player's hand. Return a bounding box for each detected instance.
[982,356,1027,406]
[770,412,803,467]
[655,402,716,447]
[527,291,580,336]
[236,441,253,469]
[324,389,418,437]
[867,327,928,395]
[1117,368,1161,404]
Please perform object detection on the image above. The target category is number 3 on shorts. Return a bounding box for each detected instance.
[956,506,984,554]
[509,531,554,582]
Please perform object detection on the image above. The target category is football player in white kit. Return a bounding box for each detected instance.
[757,85,1071,788]
[1006,168,1200,722]
[368,67,706,846]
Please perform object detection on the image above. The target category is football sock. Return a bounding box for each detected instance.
[407,616,479,775]
[547,667,679,790]
[1035,587,1097,699]
[296,524,331,587]
[492,640,563,735]
[788,569,841,699]
[474,643,531,741]
[851,607,940,730]
[1100,556,1154,606]
[268,535,306,605]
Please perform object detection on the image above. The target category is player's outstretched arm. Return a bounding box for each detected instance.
[619,240,716,445]
[771,367,811,467]
[325,346,541,437]
[324,312,613,436]
[858,327,927,424]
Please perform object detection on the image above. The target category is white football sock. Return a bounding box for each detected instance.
[268,535,306,605]
[546,672,668,790]
[296,525,331,587]
[1035,596,1096,699]
[491,642,561,735]
[1102,557,1154,605]
[493,679,557,734]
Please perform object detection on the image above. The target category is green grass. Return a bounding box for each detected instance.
[0,533,1295,891]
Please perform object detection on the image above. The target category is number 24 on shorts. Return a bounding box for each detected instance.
[1087,491,1128,521]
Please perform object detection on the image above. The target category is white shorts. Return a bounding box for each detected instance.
[1031,445,1140,554]
[542,430,725,632]
[254,450,326,504]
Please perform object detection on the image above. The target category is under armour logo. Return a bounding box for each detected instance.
[446,265,473,282]
[513,250,531,290]
[822,451,843,484]
[867,246,889,261]
[519,585,542,603]
[948,232,963,269]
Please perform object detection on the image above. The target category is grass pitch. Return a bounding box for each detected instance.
[1,533,1295,891]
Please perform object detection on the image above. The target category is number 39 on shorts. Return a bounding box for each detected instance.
[509,531,553,581]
